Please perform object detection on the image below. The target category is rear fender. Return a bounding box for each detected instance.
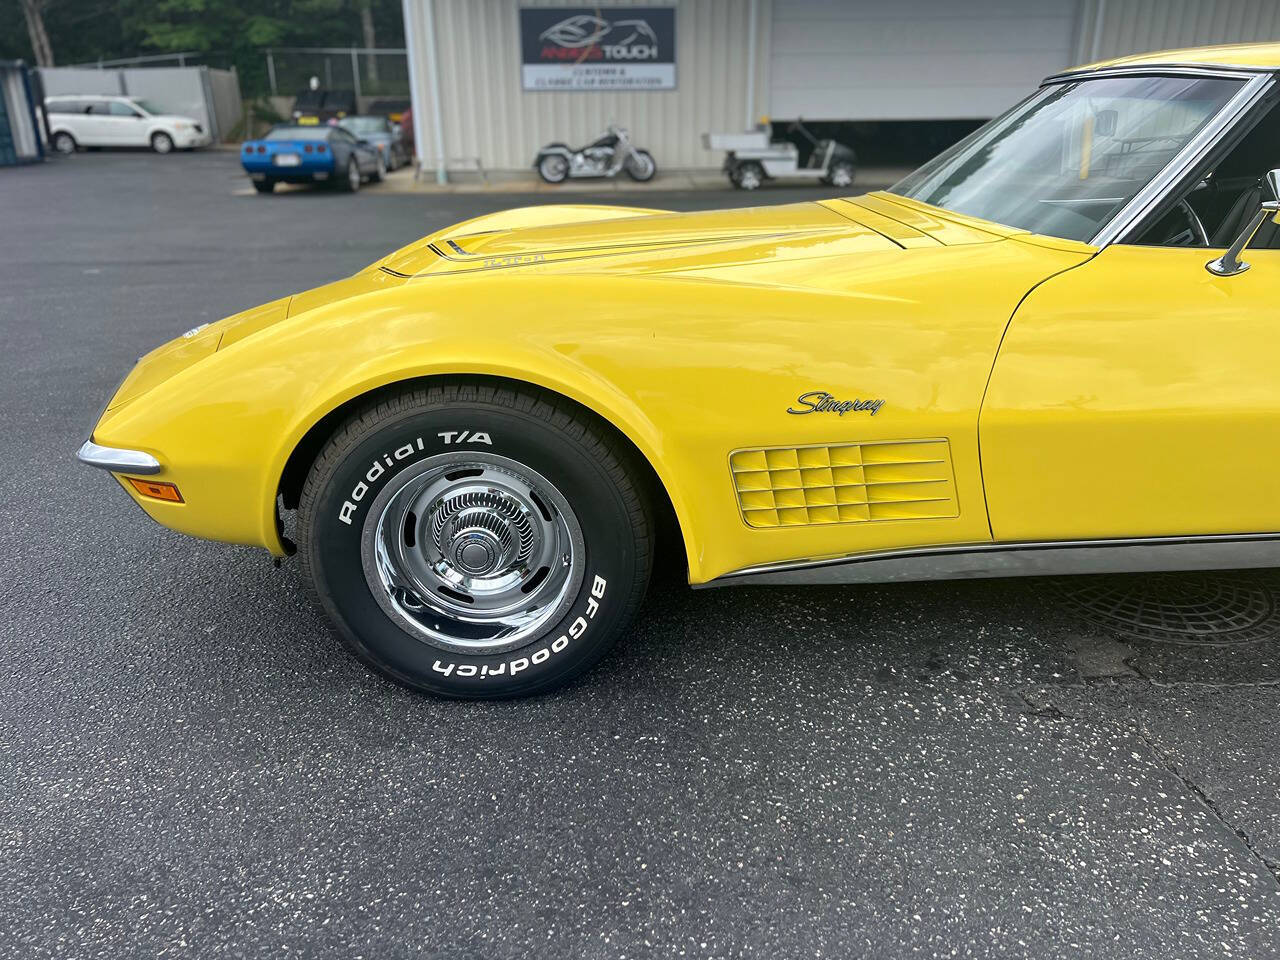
[534,144,574,165]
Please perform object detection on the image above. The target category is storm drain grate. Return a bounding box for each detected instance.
[1052,571,1280,646]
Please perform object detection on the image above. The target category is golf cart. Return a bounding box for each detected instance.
[703,119,857,190]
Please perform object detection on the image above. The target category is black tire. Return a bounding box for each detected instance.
[537,153,569,183]
[734,161,764,190]
[341,157,361,192]
[150,131,174,154]
[253,179,276,194]
[51,131,77,154]
[624,149,657,182]
[297,382,654,699]
[823,160,856,189]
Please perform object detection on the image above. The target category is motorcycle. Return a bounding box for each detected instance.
[534,124,657,184]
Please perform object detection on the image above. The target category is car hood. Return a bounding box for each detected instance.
[377,193,1019,279]
[206,194,1068,357]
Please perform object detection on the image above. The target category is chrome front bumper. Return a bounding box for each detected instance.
[76,440,161,475]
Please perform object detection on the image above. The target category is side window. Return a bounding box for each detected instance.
[108,101,141,117]
[87,102,113,115]
[332,128,355,144]
[1136,101,1280,249]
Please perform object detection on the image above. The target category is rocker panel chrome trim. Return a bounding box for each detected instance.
[703,534,1280,588]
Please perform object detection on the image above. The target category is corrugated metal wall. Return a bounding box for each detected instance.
[407,0,771,172]
[1075,0,1280,64]
[770,0,1079,121]
[406,0,1280,175]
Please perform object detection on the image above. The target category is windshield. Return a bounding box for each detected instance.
[340,117,387,134]
[890,74,1244,242]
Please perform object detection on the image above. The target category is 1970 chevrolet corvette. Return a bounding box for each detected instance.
[80,44,1280,697]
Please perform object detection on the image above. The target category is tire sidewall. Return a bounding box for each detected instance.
[152,132,174,154]
[307,403,640,696]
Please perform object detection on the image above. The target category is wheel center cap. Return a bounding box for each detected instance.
[451,529,502,576]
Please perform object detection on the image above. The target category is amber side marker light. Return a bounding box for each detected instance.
[126,477,184,503]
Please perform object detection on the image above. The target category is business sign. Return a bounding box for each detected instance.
[519,7,676,91]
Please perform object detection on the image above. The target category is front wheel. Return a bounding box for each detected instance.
[537,154,569,183]
[297,383,653,698]
[370,152,386,182]
[150,131,174,154]
[624,150,656,182]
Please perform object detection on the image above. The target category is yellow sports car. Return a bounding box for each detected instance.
[80,44,1280,697]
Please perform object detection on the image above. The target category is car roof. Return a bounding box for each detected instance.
[1066,41,1280,76]
[48,94,125,100]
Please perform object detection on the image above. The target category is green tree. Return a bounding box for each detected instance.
[0,0,405,93]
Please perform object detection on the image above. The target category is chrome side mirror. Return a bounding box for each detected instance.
[1207,168,1280,277]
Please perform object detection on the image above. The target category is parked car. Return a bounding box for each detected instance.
[338,115,408,171]
[240,124,384,194]
[78,43,1280,699]
[365,98,411,125]
[44,95,210,154]
[291,89,357,125]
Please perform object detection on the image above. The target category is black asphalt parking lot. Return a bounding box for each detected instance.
[4,151,1280,959]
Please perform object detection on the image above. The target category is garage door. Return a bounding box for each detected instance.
[769,0,1080,121]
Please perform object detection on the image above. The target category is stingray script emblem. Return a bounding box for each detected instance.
[787,391,885,417]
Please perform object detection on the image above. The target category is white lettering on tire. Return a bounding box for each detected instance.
[337,431,495,524]
[428,575,608,682]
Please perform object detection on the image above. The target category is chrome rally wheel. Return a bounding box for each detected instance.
[298,382,654,698]
[360,453,584,655]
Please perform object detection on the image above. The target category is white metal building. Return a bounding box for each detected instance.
[401,0,1280,179]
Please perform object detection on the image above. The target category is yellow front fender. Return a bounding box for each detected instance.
[90,200,1090,584]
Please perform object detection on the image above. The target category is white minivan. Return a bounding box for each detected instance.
[45,95,212,154]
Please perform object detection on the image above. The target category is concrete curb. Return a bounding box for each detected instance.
[374,166,910,194]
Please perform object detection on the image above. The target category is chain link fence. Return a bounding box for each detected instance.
[264,48,409,100]
[69,48,410,101]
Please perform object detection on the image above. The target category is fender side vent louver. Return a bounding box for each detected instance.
[730,439,958,528]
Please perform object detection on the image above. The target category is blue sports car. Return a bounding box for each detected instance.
[240,124,384,194]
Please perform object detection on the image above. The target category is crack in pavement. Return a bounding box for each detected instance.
[1133,717,1280,890]
[1142,677,1280,690]
[1016,689,1074,720]
[1022,668,1280,891]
